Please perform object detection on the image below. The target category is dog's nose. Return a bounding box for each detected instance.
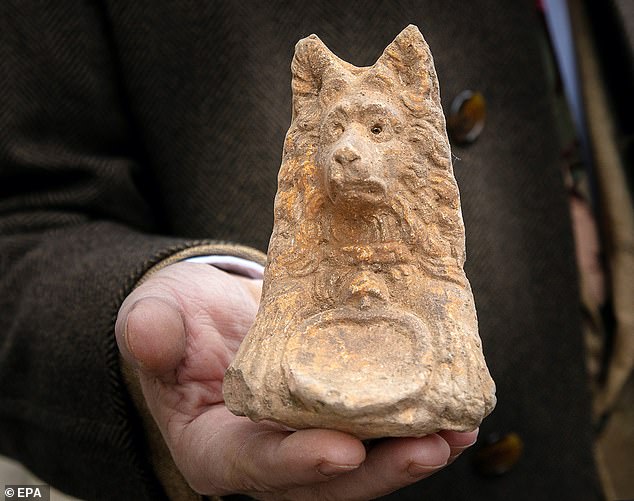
[334,146,360,165]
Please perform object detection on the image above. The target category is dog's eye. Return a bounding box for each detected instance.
[371,125,383,135]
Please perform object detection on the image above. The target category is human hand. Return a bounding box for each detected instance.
[115,262,477,500]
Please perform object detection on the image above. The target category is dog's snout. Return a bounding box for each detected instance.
[334,146,360,165]
[325,138,388,206]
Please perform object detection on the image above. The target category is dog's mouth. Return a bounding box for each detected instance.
[330,178,388,206]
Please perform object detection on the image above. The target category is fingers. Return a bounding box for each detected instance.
[438,429,479,463]
[184,411,479,499]
[185,409,366,495]
[232,427,365,492]
[115,295,186,376]
[179,405,479,499]
[316,434,451,500]
[209,431,455,500]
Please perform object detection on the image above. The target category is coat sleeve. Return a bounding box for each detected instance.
[0,2,246,499]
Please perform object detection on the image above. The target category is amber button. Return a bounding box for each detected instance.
[471,431,524,476]
[447,90,486,144]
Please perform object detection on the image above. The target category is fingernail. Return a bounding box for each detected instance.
[448,446,470,460]
[123,312,144,363]
[407,462,447,477]
[454,441,478,451]
[317,462,359,477]
[123,315,133,353]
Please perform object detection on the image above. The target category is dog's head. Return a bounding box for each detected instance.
[270,26,467,277]
[317,91,405,209]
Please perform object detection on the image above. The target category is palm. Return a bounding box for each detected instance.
[153,265,259,417]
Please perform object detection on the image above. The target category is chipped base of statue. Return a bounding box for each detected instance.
[223,25,496,439]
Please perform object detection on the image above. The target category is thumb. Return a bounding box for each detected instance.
[115,296,187,377]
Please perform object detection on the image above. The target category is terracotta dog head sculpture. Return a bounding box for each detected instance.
[224,25,496,438]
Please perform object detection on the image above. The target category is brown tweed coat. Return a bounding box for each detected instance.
[0,1,600,499]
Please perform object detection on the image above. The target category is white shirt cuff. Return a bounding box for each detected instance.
[184,255,264,279]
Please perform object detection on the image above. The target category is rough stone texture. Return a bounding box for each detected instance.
[223,25,496,438]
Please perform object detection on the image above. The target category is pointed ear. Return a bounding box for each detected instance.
[291,34,340,120]
[375,25,438,100]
